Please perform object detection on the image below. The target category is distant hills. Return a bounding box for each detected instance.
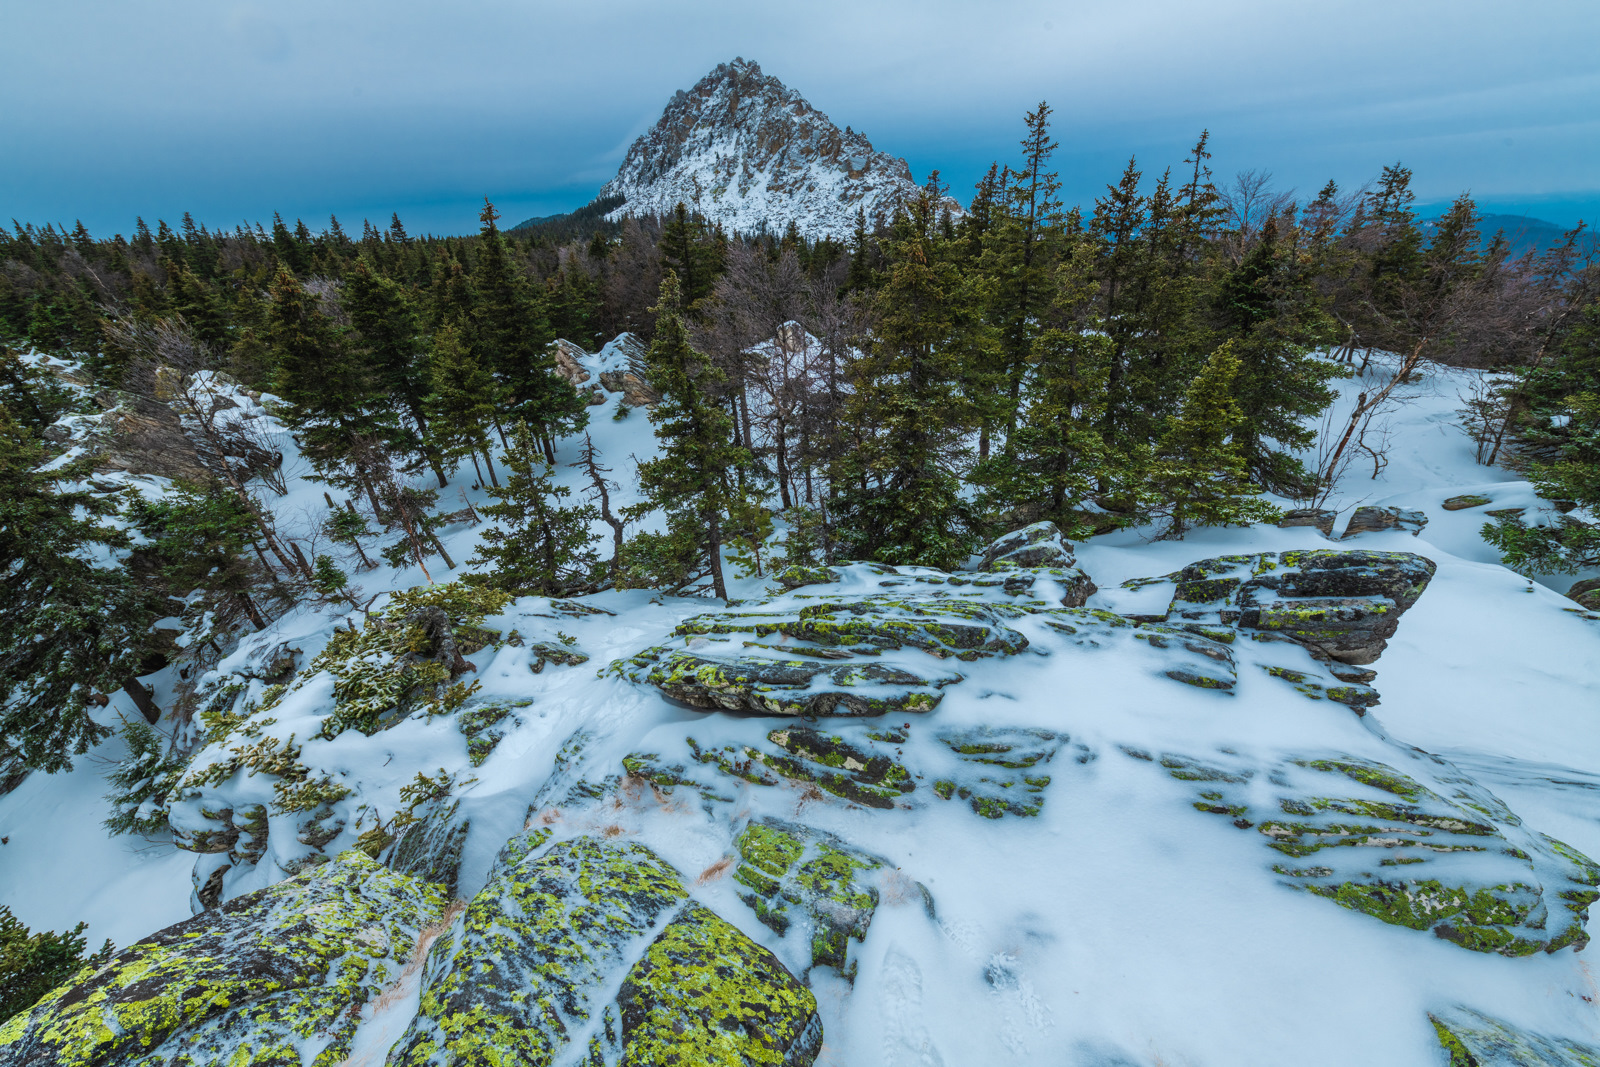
[1422,212,1589,259]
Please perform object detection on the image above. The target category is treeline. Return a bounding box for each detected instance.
[2,101,1598,775]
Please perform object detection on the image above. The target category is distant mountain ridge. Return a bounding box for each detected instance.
[592,58,947,241]
[1420,212,1588,259]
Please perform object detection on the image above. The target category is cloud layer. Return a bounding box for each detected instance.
[4,0,1596,234]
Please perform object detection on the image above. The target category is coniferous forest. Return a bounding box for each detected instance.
[3,109,1598,775]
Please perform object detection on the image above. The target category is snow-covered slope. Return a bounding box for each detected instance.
[4,348,1600,1066]
[601,58,953,241]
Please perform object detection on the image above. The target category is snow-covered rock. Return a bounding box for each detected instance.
[601,58,958,241]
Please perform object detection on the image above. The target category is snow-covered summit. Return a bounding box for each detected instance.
[601,58,952,241]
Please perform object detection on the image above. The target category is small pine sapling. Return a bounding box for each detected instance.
[0,908,113,1023]
[1148,342,1281,538]
[470,422,598,596]
[103,718,186,837]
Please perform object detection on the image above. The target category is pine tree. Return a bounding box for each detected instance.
[473,200,585,459]
[1,907,112,1023]
[623,272,760,599]
[423,322,501,487]
[103,718,185,836]
[128,481,273,632]
[470,422,597,596]
[973,238,1113,533]
[266,268,389,480]
[1485,299,1600,573]
[659,202,724,310]
[832,186,979,570]
[1213,217,1341,493]
[985,102,1064,445]
[1147,343,1280,537]
[0,346,81,433]
[845,206,876,293]
[0,416,166,770]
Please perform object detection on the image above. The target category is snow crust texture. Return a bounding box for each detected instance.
[8,354,1600,1066]
[601,58,950,241]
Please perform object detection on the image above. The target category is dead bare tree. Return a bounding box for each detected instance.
[105,314,301,575]
[573,432,626,584]
[1317,197,1499,485]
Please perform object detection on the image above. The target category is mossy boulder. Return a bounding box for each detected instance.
[771,565,841,590]
[733,819,885,978]
[457,703,520,767]
[973,522,1097,605]
[1566,577,1600,611]
[610,903,821,1066]
[388,837,687,1066]
[1442,494,1493,511]
[1341,505,1428,538]
[386,799,471,899]
[1429,1006,1600,1065]
[978,521,1076,571]
[388,835,819,1067]
[757,726,914,808]
[0,851,445,1067]
[1277,508,1337,536]
[1166,549,1436,665]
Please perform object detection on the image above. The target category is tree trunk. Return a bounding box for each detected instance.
[483,450,500,488]
[428,529,456,569]
[289,540,315,580]
[706,510,727,601]
[240,592,267,630]
[121,677,160,724]
[468,449,486,488]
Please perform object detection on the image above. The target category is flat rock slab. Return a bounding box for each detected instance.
[1430,1007,1600,1065]
[1154,751,1600,956]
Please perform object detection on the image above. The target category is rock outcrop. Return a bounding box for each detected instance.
[0,851,446,1067]
[1278,508,1337,537]
[1430,1006,1600,1065]
[1157,751,1600,957]
[1163,549,1436,665]
[388,835,820,1067]
[1342,505,1428,538]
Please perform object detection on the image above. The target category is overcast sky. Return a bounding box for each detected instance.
[4,0,1597,236]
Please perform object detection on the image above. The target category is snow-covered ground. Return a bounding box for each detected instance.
[3,348,1598,1065]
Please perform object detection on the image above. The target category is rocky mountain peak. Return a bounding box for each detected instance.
[601,58,945,241]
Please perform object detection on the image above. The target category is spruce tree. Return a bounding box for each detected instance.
[1213,217,1341,493]
[1147,343,1279,537]
[470,422,597,596]
[984,102,1064,445]
[833,187,979,570]
[623,272,759,599]
[973,239,1113,533]
[423,322,502,487]
[659,203,724,310]
[0,416,166,769]
[1485,299,1600,573]
[266,268,391,484]
[343,259,438,480]
[472,200,585,459]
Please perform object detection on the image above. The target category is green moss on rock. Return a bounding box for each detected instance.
[2,851,444,1067]
[613,903,821,1066]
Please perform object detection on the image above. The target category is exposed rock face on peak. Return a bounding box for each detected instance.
[601,58,948,241]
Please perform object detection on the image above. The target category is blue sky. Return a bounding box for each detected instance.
[4,0,1597,237]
